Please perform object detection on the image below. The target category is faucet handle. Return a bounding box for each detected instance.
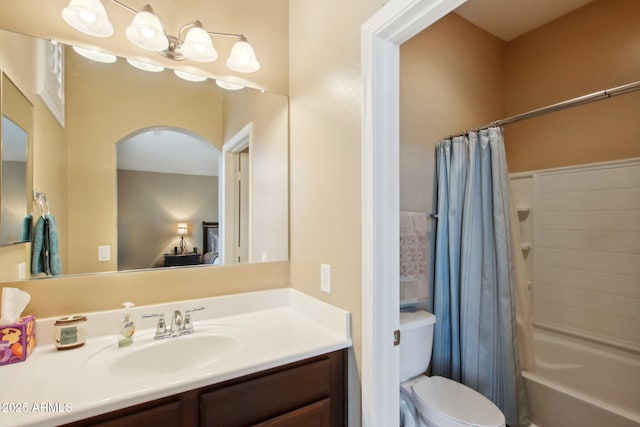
[143,313,168,339]
[186,306,205,314]
[182,307,205,334]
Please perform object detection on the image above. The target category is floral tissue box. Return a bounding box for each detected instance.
[0,315,36,365]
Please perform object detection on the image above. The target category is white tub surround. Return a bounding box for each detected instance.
[0,288,352,427]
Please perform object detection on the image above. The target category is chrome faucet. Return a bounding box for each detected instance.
[144,307,205,339]
[170,310,184,333]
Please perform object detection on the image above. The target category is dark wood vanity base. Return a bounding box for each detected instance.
[63,349,346,427]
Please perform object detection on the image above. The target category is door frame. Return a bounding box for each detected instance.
[360,0,466,425]
[221,122,253,264]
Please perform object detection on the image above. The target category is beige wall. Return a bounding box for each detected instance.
[117,170,218,270]
[8,261,288,318]
[400,13,505,213]
[65,48,224,274]
[504,0,640,172]
[400,0,640,178]
[288,0,386,423]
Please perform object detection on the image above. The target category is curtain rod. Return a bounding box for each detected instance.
[447,80,640,139]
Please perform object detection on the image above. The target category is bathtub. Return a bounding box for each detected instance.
[522,330,640,427]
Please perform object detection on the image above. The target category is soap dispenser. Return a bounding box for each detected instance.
[118,302,135,347]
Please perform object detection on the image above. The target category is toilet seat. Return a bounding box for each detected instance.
[410,376,505,427]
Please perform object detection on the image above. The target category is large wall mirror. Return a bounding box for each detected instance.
[1,73,33,248]
[0,21,288,282]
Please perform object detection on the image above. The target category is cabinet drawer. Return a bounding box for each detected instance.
[201,358,331,427]
[254,398,331,427]
[90,401,182,427]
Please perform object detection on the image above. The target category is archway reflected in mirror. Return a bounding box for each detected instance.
[116,127,220,270]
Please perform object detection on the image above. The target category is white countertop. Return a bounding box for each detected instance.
[0,288,352,427]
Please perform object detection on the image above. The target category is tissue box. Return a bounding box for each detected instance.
[0,315,36,365]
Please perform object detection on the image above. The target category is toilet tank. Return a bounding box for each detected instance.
[399,310,436,382]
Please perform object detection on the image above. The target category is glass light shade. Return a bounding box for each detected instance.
[174,70,207,82]
[227,41,260,73]
[177,223,188,235]
[216,80,244,91]
[126,58,165,72]
[181,26,218,62]
[62,0,114,37]
[72,46,117,63]
[125,9,169,51]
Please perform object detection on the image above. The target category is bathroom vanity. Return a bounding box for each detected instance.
[0,289,351,426]
[65,350,345,426]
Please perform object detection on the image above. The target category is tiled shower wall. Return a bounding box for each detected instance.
[510,159,640,352]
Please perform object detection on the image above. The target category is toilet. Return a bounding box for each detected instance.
[399,310,505,427]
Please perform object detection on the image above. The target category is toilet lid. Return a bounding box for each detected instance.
[412,376,505,427]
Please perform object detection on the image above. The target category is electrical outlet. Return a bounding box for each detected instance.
[320,264,331,294]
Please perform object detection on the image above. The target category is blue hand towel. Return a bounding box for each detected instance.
[31,216,45,275]
[46,214,61,276]
[22,214,32,242]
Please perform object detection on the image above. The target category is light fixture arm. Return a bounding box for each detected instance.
[109,1,167,33]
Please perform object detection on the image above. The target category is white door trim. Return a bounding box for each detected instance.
[360,1,466,425]
[221,122,253,264]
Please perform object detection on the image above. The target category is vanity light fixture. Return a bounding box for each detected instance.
[61,0,261,73]
[72,45,117,63]
[216,80,244,91]
[126,58,164,72]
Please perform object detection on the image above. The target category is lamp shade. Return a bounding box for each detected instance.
[126,58,165,72]
[125,8,169,51]
[181,25,218,62]
[73,46,117,63]
[177,223,188,235]
[216,80,244,91]
[227,40,260,73]
[174,70,207,82]
[62,0,114,37]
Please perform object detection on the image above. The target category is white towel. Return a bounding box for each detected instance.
[400,211,429,305]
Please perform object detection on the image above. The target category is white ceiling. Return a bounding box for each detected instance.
[455,0,595,41]
[117,128,219,176]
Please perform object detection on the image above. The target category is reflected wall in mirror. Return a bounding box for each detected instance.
[0,27,288,282]
[1,73,33,247]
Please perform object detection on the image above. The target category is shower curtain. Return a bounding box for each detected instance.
[431,128,530,426]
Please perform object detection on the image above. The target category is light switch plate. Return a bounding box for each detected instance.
[98,245,111,262]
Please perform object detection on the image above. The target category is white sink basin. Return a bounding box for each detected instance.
[110,334,241,378]
[85,325,250,380]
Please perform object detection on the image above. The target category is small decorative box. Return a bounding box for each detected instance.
[0,315,36,365]
[54,315,88,350]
